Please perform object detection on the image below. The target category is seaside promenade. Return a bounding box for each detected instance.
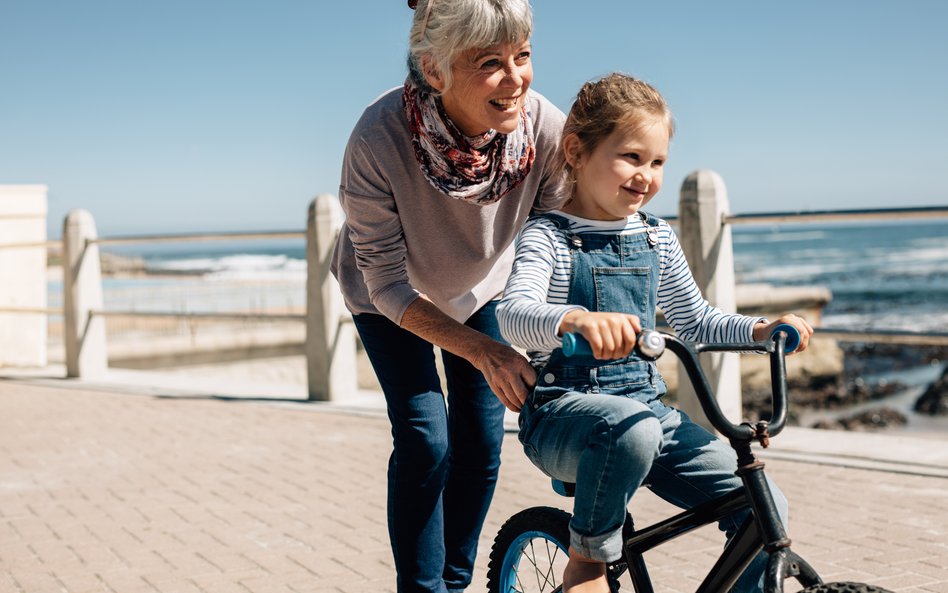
[2,367,947,593]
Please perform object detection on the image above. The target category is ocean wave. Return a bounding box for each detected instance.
[146,254,307,281]
[874,245,948,269]
[736,261,852,283]
[822,310,948,333]
[732,230,829,244]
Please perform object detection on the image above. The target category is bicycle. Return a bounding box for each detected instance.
[486,326,892,593]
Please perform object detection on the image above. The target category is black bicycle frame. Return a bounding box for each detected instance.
[612,332,823,593]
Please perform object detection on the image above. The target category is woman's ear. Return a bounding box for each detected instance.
[562,133,585,169]
[421,55,446,92]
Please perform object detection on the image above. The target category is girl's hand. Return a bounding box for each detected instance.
[560,311,641,360]
[753,313,815,353]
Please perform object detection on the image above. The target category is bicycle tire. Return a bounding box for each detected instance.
[487,506,624,593]
[487,506,571,593]
[799,582,894,593]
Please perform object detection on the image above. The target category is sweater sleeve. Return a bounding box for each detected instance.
[658,225,762,342]
[497,219,585,351]
[338,135,419,323]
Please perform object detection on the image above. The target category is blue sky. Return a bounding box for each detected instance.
[2,0,946,237]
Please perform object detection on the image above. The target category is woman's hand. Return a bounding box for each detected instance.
[559,310,642,360]
[753,313,815,353]
[468,340,537,412]
[400,297,535,412]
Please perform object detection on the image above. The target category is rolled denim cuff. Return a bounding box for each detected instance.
[569,524,624,563]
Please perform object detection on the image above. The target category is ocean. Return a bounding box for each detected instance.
[731,219,948,333]
[45,218,948,333]
[53,218,946,334]
[43,218,947,435]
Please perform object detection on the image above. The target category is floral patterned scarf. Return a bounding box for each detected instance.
[403,78,536,205]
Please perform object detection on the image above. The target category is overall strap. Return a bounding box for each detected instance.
[638,211,660,248]
[535,212,584,249]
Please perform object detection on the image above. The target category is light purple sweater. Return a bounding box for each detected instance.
[330,86,567,324]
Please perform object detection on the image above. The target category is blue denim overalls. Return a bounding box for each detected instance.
[528,211,667,408]
[517,212,787,593]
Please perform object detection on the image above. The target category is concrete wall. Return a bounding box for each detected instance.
[0,185,48,367]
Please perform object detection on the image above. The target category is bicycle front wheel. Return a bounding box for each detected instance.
[487,506,571,593]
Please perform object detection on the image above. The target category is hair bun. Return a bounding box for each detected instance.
[408,0,418,8]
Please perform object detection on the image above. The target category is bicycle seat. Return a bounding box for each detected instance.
[552,479,576,497]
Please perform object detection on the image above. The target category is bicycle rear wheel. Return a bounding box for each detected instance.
[487,506,571,593]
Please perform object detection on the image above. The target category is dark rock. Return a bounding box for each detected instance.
[742,343,948,429]
[810,407,908,431]
[100,252,146,275]
[743,375,907,421]
[842,343,948,375]
[914,366,948,416]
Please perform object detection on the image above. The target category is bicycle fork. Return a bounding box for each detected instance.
[732,439,822,593]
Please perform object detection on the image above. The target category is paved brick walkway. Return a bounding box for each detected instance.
[1,379,946,593]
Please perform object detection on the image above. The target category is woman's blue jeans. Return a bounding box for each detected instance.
[520,394,788,593]
[353,302,507,593]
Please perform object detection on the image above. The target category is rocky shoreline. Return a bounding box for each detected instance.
[744,342,948,432]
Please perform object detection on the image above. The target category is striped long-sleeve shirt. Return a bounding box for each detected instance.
[496,211,763,365]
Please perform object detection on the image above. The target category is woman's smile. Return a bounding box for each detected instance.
[489,95,523,111]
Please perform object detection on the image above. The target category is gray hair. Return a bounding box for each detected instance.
[407,0,533,93]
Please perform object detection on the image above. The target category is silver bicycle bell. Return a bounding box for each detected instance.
[637,330,666,360]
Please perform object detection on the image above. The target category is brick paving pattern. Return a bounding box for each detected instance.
[1,381,946,593]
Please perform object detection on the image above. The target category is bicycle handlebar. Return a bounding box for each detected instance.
[560,326,800,442]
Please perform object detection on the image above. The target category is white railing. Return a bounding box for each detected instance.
[0,194,355,403]
[2,176,946,419]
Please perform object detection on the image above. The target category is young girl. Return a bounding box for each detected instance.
[496,73,813,593]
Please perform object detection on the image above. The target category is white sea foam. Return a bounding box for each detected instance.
[736,261,851,283]
[875,245,948,268]
[148,254,308,281]
[822,310,948,333]
[732,230,829,244]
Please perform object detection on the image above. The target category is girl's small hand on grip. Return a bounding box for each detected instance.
[558,311,641,360]
[771,323,801,353]
[755,314,814,353]
[561,332,593,357]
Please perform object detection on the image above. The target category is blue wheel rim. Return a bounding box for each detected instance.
[499,529,568,593]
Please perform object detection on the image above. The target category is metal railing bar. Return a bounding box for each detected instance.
[0,240,62,249]
[815,327,948,346]
[90,310,307,322]
[90,230,305,246]
[725,206,948,226]
[657,205,948,226]
[0,213,47,220]
[0,307,63,315]
[651,323,948,347]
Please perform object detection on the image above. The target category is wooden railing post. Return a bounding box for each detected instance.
[677,170,742,428]
[305,194,357,401]
[63,209,108,377]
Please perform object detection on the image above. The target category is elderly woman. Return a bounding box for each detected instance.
[330,0,564,590]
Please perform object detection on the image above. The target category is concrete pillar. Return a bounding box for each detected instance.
[305,194,357,401]
[0,185,48,367]
[63,209,108,377]
[677,170,742,428]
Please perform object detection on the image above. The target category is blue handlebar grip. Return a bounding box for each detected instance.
[772,323,801,353]
[561,332,593,357]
